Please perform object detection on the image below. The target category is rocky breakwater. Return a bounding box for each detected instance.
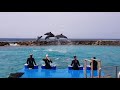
[16,41,70,46]
[16,41,35,46]
[0,42,9,46]
[16,40,120,46]
[1,40,120,46]
[71,40,120,45]
[94,40,120,45]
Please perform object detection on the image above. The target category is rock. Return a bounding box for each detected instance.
[8,72,24,78]
[0,42,9,46]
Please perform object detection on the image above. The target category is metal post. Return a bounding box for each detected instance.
[91,60,93,78]
[84,60,87,78]
[116,66,118,78]
[98,61,101,78]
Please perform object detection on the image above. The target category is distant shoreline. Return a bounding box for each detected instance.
[1,40,120,46]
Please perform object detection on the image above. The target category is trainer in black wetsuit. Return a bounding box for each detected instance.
[90,57,98,70]
[43,55,52,69]
[71,56,80,70]
[27,54,36,69]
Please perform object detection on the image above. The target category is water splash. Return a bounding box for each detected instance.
[56,39,61,45]
[66,39,73,45]
[33,50,40,52]
[55,58,59,60]
[43,48,67,53]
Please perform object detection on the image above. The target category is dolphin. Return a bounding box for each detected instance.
[44,32,55,40]
[55,34,68,39]
[44,32,55,36]
[36,36,42,41]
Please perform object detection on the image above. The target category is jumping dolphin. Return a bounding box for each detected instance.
[44,32,55,36]
[36,36,42,41]
[55,34,68,39]
[44,32,55,40]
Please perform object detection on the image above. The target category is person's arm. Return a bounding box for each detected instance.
[77,60,80,66]
[71,60,73,66]
[90,62,91,65]
[50,60,52,63]
[43,58,46,61]
[27,58,29,64]
[50,59,52,63]
[33,58,36,65]
[46,57,52,63]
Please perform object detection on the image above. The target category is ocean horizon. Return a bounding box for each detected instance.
[0,38,120,42]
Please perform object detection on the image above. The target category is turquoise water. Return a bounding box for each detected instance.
[0,45,120,78]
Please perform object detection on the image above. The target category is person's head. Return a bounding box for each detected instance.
[30,54,33,58]
[93,57,96,59]
[74,56,77,60]
[46,54,48,57]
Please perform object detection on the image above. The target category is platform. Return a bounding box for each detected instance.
[18,68,104,78]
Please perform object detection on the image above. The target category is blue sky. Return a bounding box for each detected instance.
[0,12,120,39]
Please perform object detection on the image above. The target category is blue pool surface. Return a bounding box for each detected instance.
[18,67,104,78]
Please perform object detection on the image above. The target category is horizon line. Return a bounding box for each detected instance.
[0,38,120,40]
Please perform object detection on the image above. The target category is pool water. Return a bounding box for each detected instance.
[0,45,120,78]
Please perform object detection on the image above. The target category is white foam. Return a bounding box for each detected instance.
[9,43,20,46]
[44,49,67,53]
[33,50,39,52]
[24,63,28,65]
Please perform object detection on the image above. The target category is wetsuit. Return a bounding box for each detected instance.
[90,60,98,70]
[71,60,80,70]
[27,58,36,69]
[43,59,52,69]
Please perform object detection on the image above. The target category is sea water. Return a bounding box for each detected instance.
[0,45,120,78]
